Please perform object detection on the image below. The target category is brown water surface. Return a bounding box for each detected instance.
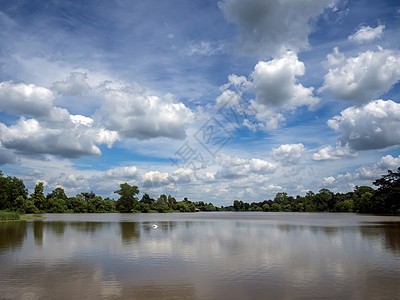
[1,212,400,299]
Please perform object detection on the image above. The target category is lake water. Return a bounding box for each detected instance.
[1,212,400,300]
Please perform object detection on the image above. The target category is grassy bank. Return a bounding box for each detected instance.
[20,215,45,220]
[0,211,45,221]
[0,211,20,221]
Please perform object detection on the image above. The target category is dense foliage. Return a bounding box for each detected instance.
[0,168,399,214]
[220,168,400,214]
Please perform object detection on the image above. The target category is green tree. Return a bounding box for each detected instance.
[104,197,116,212]
[138,202,150,213]
[154,194,170,213]
[271,203,281,212]
[140,194,155,206]
[353,186,375,213]
[262,203,270,212]
[15,195,39,214]
[314,189,334,212]
[87,196,106,213]
[115,183,139,213]
[167,195,177,210]
[373,168,400,214]
[47,198,67,213]
[176,201,191,212]
[204,203,216,211]
[67,196,88,213]
[334,199,354,212]
[47,188,68,201]
[31,182,47,211]
[274,192,289,204]
[233,200,247,211]
[0,171,28,211]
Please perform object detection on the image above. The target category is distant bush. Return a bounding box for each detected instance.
[0,211,20,220]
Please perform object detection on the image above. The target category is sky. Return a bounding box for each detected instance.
[1,0,400,206]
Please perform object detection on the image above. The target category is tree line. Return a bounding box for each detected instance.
[0,168,399,214]
[0,171,215,214]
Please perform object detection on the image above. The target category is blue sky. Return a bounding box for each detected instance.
[1,0,400,205]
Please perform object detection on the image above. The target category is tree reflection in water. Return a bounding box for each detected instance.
[0,221,27,253]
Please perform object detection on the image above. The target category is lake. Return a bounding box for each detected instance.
[1,212,400,299]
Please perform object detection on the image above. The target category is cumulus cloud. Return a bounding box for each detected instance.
[327,99,400,150]
[215,89,242,108]
[171,168,194,183]
[357,155,400,180]
[105,166,139,179]
[272,143,306,165]
[323,176,336,186]
[216,154,277,178]
[323,47,345,67]
[0,79,121,160]
[0,115,119,158]
[52,72,91,96]
[251,52,319,110]
[218,0,337,56]
[142,171,173,188]
[348,25,385,44]
[101,84,193,140]
[320,48,400,103]
[378,154,400,170]
[48,173,90,193]
[0,81,54,117]
[312,144,356,161]
[218,52,319,130]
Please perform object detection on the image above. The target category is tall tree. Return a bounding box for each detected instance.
[47,188,68,201]
[31,182,46,211]
[114,183,139,213]
[373,168,400,214]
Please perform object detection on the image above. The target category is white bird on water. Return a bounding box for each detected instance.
[152,224,158,229]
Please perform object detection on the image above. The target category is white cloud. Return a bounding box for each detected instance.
[272,143,306,165]
[320,48,400,103]
[218,52,319,130]
[96,128,119,148]
[101,84,193,140]
[48,173,90,193]
[216,154,277,178]
[0,81,54,117]
[348,25,385,44]
[225,74,253,92]
[378,154,400,170]
[324,47,345,67]
[323,176,336,186]
[327,99,400,150]
[267,184,283,191]
[142,171,173,188]
[171,168,193,183]
[312,144,356,161]
[251,52,319,110]
[215,89,242,107]
[105,166,139,179]
[0,116,118,158]
[357,155,400,180]
[0,80,119,159]
[52,72,91,96]
[218,0,337,56]
[70,114,94,126]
